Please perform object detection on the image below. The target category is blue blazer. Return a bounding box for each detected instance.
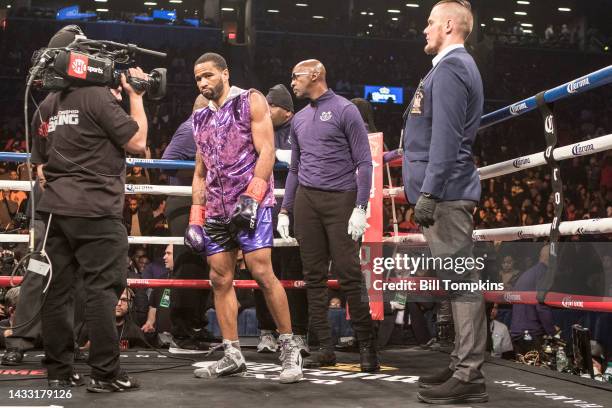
[402,47,483,204]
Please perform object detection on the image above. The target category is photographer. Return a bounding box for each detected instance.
[30,26,147,392]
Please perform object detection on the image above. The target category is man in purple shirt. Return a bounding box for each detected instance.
[185,53,302,383]
[278,59,379,372]
[511,245,558,355]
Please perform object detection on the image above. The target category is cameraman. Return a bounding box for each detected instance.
[30,27,147,392]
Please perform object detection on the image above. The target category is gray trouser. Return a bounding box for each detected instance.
[422,200,486,384]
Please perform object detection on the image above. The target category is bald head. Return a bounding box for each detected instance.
[433,0,473,39]
[291,59,328,100]
[294,59,327,81]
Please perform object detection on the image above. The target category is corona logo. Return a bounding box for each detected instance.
[566,77,590,94]
[571,143,594,156]
[561,296,584,309]
[504,293,522,302]
[512,157,530,168]
[509,102,528,115]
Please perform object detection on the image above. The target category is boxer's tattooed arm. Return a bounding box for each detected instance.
[249,91,275,181]
[192,151,207,205]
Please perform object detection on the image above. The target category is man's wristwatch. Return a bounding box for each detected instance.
[355,204,368,211]
[422,193,436,199]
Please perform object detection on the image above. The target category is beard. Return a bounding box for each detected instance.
[203,81,225,101]
[424,43,437,55]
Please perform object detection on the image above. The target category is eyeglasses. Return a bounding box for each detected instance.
[119,297,130,303]
[291,72,311,81]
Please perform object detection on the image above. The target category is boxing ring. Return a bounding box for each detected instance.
[0,66,610,407]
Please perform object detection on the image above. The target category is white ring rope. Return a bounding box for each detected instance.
[477,132,612,180]
[0,233,300,247]
[0,181,286,198]
[1,131,610,246]
[383,132,612,198]
[383,217,612,243]
[2,217,610,245]
[2,133,609,199]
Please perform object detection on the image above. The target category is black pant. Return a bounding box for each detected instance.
[294,186,373,348]
[5,219,45,351]
[254,246,308,335]
[41,214,126,380]
[165,196,210,339]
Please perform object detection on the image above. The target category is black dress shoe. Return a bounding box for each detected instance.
[48,371,86,388]
[359,342,380,373]
[1,348,24,366]
[417,377,488,404]
[303,349,336,368]
[418,367,454,388]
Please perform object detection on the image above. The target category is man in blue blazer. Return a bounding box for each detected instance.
[402,0,488,404]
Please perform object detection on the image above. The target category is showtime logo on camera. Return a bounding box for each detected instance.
[68,53,89,79]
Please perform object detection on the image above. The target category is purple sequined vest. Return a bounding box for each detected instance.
[193,87,275,218]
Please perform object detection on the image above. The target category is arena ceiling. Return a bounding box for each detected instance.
[2,0,611,38]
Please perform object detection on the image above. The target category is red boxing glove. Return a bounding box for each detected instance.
[189,204,206,226]
[244,177,268,203]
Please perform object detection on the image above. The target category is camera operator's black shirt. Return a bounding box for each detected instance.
[31,86,138,217]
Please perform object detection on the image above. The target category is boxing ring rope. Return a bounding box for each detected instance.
[1,273,611,312]
[0,66,611,313]
[3,131,611,198]
[3,218,610,244]
[479,65,612,129]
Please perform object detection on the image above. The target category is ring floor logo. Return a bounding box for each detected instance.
[192,361,416,385]
[495,380,603,408]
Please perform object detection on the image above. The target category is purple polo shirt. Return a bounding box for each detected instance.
[282,90,372,210]
[162,117,196,186]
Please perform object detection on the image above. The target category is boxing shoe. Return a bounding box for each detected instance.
[278,335,303,384]
[359,341,380,373]
[417,377,488,404]
[257,330,278,353]
[194,340,247,379]
[293,334,310,356]
[418,367,454,388]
